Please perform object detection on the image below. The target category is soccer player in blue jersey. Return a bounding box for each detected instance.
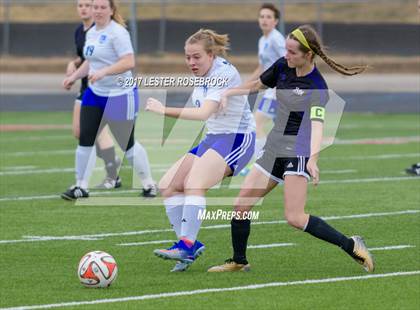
[209,25,375,273]
[240,3,286,176]
[61,0,156,200]
[146,29,256,272]
[67,0,122,189]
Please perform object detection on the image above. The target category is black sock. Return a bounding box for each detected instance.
[231,218,250,264]
[305,215,354,255]
[96,145,118,179]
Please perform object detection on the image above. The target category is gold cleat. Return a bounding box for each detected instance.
[351,236,375,273]
[207,259,251,272]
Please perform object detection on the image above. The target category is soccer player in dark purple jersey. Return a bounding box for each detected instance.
[209,25,375,273]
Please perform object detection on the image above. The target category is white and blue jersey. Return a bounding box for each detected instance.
[84,20,134,97]
[189,57,256,175]
[258,28,286,99]
[257,28,286,119]
[81,20,138,121]
[191,57,255,134]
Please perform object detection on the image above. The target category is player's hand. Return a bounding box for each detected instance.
[88,69,107,84]
[306,157,320,186]
[145,97,165,115]
[66,61,77,77]
[218,93,229,113]
[62,76,75,90]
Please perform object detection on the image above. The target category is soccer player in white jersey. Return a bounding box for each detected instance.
[61,0,157,200]
[240,3,286,176]
[146,29,256,272]
[67,0,122,189]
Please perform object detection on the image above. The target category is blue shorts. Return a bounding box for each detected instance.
[257,97,278,119]
[189,132,256,176]
[82,87,139,121]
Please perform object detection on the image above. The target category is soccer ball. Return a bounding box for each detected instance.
[77,251,118,288]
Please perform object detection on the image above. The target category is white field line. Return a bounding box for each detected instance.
[247,243,295,249]
[2,175,419,203]
[0,167,357,176]
[1,166,38,171]
[245,243,415,251]
[0,189,141,203]
[369,245,416,251]
[1,209,417,244]
[117,241,415,251]
[0,135,71,142]
[4,150,74,157]
[0,236,101,244]
[0,164,357,175]
[321,169,356,174]
[0,166,132,176]
[2,271,419,310]
[117,240,175,246]
[0,167,75,176]
[2,145,419,158]
[322,153,420,160]
[319,176,420,185]
[333,136,420,145]
[0,163,170,174]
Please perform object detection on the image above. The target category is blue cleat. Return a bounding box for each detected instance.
[154,239,195,264]
[170,240,206,272]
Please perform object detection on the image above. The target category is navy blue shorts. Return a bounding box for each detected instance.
[82,87,139,121]
[189,132,255,176]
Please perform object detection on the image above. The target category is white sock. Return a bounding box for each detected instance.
[180,195,206,242]
[125,141,154,188]
[254,137,267,158]
[164,194,185,239]
[75,145,97,189]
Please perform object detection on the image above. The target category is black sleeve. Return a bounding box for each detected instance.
[74,27,79,55]
[260,57,287,89]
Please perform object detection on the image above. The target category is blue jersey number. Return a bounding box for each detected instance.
[85,45,95,57]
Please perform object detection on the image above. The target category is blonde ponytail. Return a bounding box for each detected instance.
[108,0,126,27]
[186,28,230,57]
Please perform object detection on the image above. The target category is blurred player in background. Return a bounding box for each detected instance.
[146,29,256,272]
[240,3,286,176]
[61,0,156,200]
[209,25,375,273]
[405,163,420,176]
[67,0,122,189]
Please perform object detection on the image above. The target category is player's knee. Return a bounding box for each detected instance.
[160,187,174,199]
[284,211,306,229]
[183,178,197,191]
[159,181,182,198]
[233,196,253,213]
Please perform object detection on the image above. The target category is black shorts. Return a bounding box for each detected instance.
[255,149,310,182]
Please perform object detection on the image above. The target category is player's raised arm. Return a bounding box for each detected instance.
[146,97,218,121]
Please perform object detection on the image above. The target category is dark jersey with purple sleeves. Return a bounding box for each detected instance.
[260,57,329,157]
[74,23,94,92]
